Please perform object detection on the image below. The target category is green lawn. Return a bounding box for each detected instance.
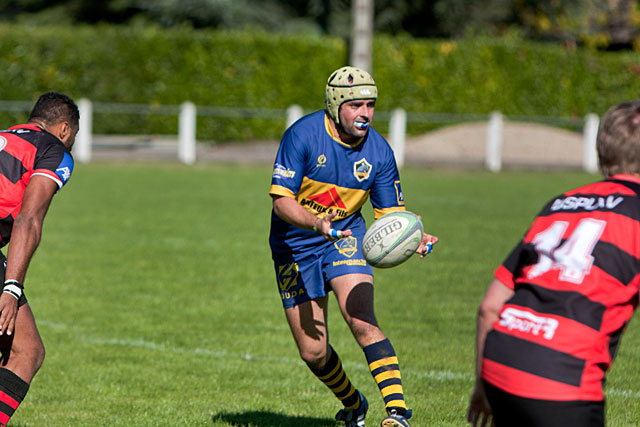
[7,164,638,426]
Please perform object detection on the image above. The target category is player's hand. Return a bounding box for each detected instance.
[467,382,494,427]
[418,232,438,258]
[315,212,352,241]
[0,292,19,336]
[416,215,438,258]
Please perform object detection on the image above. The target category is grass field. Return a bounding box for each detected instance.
[7,163,640,426]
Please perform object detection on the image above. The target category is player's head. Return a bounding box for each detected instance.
[597,100,640,176]
[28,92,80,148]
[325,66,377,127]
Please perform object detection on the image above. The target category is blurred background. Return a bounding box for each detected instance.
[0,0,639,168]
[2,0,637,46]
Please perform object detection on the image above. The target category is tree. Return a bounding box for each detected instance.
[0,0,637,50]
[433,0,640,50]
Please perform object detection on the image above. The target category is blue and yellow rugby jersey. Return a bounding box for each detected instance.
[269,110,405,257]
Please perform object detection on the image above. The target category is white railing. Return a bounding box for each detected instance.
[0,100,599,172]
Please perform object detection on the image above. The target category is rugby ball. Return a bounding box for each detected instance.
[363,211,423,268]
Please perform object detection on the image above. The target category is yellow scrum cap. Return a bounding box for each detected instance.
[325,66,377,125]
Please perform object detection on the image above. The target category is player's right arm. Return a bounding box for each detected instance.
[270,122,350,240]
[467,278,513,427]
[272,195,352,240]
[0,175,58,336]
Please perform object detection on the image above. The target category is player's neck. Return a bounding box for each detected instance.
[27,119,47,130]
[327,117,361,146]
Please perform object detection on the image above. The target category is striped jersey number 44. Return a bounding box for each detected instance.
[527,218,606,284]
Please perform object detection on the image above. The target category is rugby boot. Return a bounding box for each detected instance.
[335,391,368,427]
[380,408,412,427]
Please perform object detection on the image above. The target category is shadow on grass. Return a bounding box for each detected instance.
[212,410,336,426]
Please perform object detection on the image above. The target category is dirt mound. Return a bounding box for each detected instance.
[405,121,584,169]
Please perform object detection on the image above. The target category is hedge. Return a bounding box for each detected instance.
[374,34,640,119]
[0,24,638,141]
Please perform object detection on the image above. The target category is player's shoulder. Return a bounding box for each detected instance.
[287,110,325,133]
[366,127,392,149]
[563,178,640,200]
[362,128,395,163]
[4,124,66,150]
[538,177,640,217]
[1,124,43,144]
[280,110,326,150]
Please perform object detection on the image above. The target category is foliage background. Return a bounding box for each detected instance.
[1,24,640,141]
[2,0,639,50]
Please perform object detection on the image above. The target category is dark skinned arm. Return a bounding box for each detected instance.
[0,175,58,335]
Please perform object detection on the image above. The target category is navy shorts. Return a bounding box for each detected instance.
[273,231,373,308]
[0,253,27,307]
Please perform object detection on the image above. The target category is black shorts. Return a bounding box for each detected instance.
[0,253,27,307]
[484,380,604,427]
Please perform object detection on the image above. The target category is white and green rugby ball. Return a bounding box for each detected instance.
[363,211,423,268]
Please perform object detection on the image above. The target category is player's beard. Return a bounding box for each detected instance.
[339,120,369,144]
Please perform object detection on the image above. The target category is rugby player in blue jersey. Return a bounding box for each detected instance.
[269,66,438,427]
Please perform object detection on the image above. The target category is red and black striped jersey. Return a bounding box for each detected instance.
[0,124,74,248]
[483,175,640,402]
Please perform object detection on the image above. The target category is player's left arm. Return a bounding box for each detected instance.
[0,175,58,335]
[370,150,438,257]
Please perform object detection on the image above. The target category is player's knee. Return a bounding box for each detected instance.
[348,317,380,340]
[299,346,328,369]
[14,338,45,371]
[32,341,45,369]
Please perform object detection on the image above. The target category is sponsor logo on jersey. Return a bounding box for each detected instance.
[55,152,74,184]
[0,136,6,152]
[273,162,296,179]
[307,187,346,208]
[550,195,623,211]
[316,154,327,168]
[334,236,358,258]
[499,307,558,340]
[56,167,71,182]
[300,187,350,219]
[353,158,372,182]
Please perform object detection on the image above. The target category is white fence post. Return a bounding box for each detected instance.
[286,105,304,129]
[486,111,503,172]
[350,0,374,72]
[178,101,196,165]
[76,98,92,163]
[583,113,599,174]
[389,108,407,167]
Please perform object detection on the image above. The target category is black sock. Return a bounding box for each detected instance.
[0,368,29,427]
[309,345,361,409]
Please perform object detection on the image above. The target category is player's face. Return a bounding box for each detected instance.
[64,124,79,150]
[339,99,376,141]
